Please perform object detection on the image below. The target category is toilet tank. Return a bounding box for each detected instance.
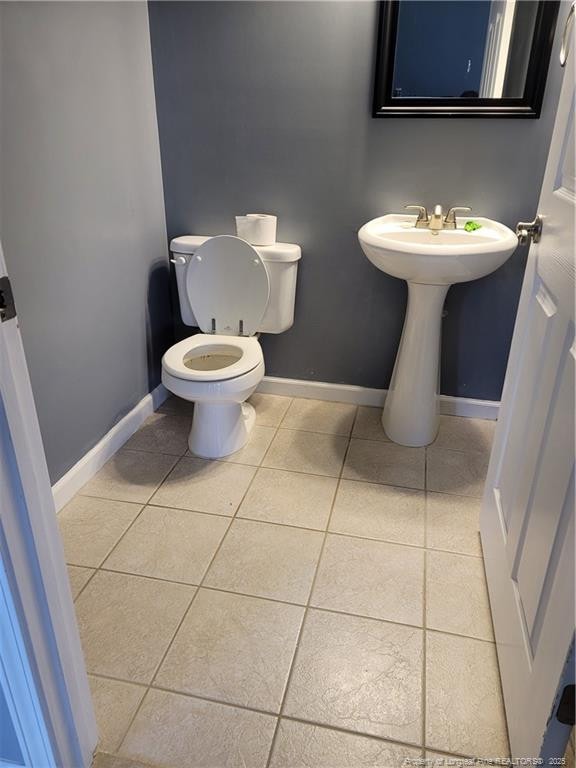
[170,236,301,334]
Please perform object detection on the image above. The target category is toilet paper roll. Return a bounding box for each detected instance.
[235,213,277,245]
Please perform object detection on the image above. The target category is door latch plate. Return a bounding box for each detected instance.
[0,276,17,322]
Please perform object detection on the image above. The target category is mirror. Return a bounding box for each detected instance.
[373,1,560,117]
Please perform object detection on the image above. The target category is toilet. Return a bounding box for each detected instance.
[161,234,301,458]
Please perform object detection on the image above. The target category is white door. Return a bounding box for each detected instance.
[479,1,516,98]
[480,8,575,760]
[0,242,97,766]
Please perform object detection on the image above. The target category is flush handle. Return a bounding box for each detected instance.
[516,215,543,246]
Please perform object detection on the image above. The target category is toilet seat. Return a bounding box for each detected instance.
[186,235,270,336]
[162,334,263,382]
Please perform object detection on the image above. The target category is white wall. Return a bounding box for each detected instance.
[0,1,169,483]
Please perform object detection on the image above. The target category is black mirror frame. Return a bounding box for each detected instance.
[373,0,560,118]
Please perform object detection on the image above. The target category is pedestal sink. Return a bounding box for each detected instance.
[358,213,517,447]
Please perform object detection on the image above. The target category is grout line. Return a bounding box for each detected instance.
[270,424,357,438]
[264,419,356,768]
[252,411,284,473]
[116,430,271,756]
[95,568,201,755]
[146,683,279,718]
[66,514,483,582]
[93,503,151,570]
[278,714,426,756]
[72,481,485,560]
[232,517,483,559]
[81,567,498,645]
[87,672,148,690]
[69,566,98,604]
[78,480,486,507]
[113,582,203,752]
[77,462,486,506]
[277,397,294,429]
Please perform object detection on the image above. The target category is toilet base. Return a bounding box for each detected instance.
[189,401,256,459]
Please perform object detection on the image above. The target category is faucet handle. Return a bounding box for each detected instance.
[404,205,429,224]
[444,206,472,225]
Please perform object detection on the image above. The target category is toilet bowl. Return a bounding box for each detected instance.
[161,234,301,458]
[162,334,265,458]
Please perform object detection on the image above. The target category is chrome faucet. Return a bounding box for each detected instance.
[404,204,472,231]
[429,204,444,231]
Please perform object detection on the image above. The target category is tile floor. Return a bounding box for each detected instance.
[59,394,510,768]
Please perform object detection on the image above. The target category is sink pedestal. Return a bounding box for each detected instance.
[383,282,449,447]
[359,213,517,446]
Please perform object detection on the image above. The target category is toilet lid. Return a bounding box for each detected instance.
[186,235,270,336]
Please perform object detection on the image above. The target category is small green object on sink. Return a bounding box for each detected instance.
[464,220,482,232]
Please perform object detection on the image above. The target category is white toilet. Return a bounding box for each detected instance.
[161,234,301,458]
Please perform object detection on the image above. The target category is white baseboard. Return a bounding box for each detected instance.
[257,376,500,420]
[52,383,169,512]
[52,375,497,512]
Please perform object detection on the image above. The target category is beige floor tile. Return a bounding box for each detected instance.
[284,609,423,744]
[281,398,357,436]
[238,468,337,530]
[88,675,146,753]
[120,689,276,768]
[330,480,425,546]
[93,754,151,768]
[157,395,195,416]
[248,393,292,426]
[270,720,421,767]
[75,571,194,683]
[150,457,256,516]
[352,406,391,442]
[262,429,348,477]
[432,416,495,456]
[156,589,304,712]
[204,519,323,604]
[426,551,493,640]
[217,425,276,466]
[81,450,178,504]
[343,439,425,490]
[311,534,424,625]
[67,565,95,599]
[58,496,142,567]
[123,413,191,456]
[426,631,509,758]
[426,493,482,557]
[103,506,229,584]
[427,447,489,498]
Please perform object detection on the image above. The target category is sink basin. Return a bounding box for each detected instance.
[358,214,518,285]
[358,213,518,447]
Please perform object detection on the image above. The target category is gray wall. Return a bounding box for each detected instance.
[148,0,567,401]
[0,2,170,483]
